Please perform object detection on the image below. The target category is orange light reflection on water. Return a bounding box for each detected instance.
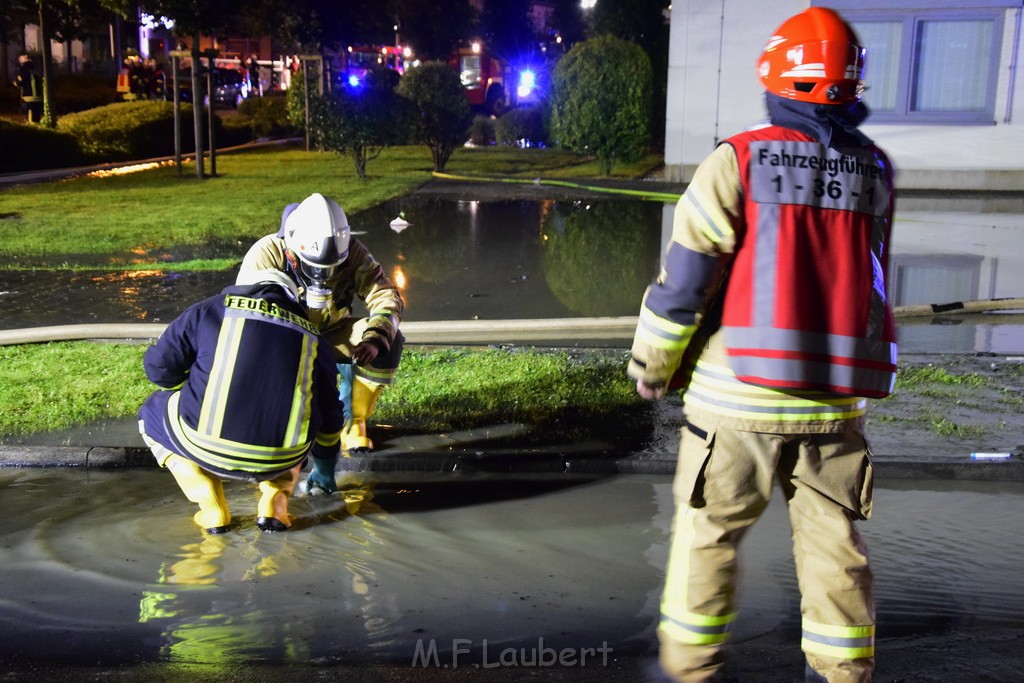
[392,265,407,290]
[88,270,167,320]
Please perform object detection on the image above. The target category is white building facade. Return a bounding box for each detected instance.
[663,0,1024,191]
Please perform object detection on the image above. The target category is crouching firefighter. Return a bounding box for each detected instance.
[237,192,405,495]
[138,269,344,533]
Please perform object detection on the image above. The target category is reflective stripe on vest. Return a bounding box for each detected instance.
[173,296,322,474]
[168,392,310,473]
[684,357,867,421]
[725,325,897,398]
[801,618,875,660]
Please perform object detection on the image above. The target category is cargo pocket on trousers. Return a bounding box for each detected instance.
[857,436,875,520]
[676,422,715,509]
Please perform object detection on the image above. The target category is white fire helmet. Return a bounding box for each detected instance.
[283,193,351,282]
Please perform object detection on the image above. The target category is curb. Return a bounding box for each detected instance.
[3,444,1023,481]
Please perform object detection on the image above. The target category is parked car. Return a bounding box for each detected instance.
[165,67,249,108]
[210,67,248,108]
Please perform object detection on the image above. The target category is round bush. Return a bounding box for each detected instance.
[495,106,547,147]
[238,93,298,139]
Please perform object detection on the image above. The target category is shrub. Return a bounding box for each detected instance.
[1,83,24,113]
[237,93,296,139]
[57,100,223,162]
[495,105,547,147]
[0,119,87,173]
[309,68,408,178]
[218,116,256,147]
[550,35,652,175]
[468,115,495,146]
[397,61,473,172]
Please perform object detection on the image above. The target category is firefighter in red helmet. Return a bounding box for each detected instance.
[630,8,895,681]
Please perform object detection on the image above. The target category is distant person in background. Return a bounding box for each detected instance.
[247,54,261,96]
[147,58,166,99]
[14,54,42,123]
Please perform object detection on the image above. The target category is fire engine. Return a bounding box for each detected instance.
[340,44,413,89]
[450,41,540,116]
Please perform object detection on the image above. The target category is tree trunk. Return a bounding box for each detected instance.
[37,0,56,127]
[191,35,204,179]
[354,145,367,178]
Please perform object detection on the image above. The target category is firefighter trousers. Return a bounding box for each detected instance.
[658,422,876,682]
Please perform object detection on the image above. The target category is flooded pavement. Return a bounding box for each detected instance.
[0,469,1022,681]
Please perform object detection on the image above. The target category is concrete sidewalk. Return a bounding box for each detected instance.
[2,393,1021,481]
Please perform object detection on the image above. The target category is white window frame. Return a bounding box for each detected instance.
[821,2,1011,125]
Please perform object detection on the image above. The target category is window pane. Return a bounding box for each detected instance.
[852,21,901,112]
[913,19,993,112]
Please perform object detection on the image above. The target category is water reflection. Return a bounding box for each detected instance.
[891,205,1024,353]
[0,195,1020,352]
[0,468,1022,673]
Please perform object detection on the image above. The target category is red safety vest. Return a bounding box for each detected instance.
[720,126,897,398]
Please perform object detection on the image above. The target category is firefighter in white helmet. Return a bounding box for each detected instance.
[238,193,404,494]
[629,8,896,681]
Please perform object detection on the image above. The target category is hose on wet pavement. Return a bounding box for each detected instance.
[1,299,1023,346]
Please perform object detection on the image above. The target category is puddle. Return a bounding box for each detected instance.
[0,195,1021,354]
[0,469,1020,678]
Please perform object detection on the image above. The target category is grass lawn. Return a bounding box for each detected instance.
[0,144,664,265]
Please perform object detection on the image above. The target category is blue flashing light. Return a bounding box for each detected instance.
[348,74,361,88]
[517,69,537,99]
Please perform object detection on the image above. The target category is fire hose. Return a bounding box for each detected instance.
[0,298,1022,347]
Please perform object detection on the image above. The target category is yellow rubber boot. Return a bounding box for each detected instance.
[256,465,301,532]
[165,454,231,534]
[340,378,383,452]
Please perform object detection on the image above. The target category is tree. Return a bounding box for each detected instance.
[310,68,406,178]
[588,0,670,148]
[548,0,587,49]
[549,35,651,176]
[397,61,472,172]
[116,0,234,178]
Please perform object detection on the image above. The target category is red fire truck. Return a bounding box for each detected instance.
[450,41,540,116]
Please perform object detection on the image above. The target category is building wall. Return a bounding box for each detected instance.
[663,1,1024,190]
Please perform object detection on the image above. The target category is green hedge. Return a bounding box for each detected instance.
[237,93,296,139]
[0,119,87,173]
[468,115,496,146]
[495,105,547,147]
[57,100,225,162]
